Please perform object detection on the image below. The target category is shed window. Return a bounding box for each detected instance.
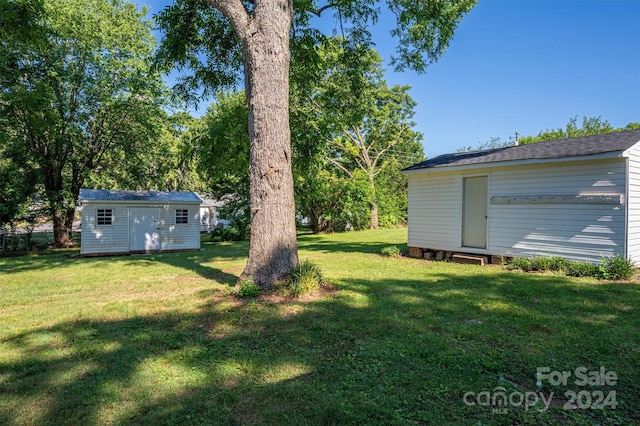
[97,209,113,225]
[176,209,189,224]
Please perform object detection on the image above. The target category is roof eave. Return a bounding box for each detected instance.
[401,150,626,175]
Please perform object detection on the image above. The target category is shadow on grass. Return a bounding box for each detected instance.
[1,267,639,425]
[0,250,83,274]
[296,238,404,255]
[0,240,249,285]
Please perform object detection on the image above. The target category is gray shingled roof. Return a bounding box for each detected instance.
[79,189,202,203]
[403,129,640,171]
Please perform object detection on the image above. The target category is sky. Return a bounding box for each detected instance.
[136,0,640,158]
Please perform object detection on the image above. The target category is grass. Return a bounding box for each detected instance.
[0,228,639,425]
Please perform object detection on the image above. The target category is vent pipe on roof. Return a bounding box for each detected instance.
[514,131,519,146]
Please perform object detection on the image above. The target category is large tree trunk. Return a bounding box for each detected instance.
[52,208,71,247]
[64,206,76,241]
[44,172,72,247]
[238,0,299,287]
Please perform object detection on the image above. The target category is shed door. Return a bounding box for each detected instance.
[129,207,161,252]
[462,176,488,249]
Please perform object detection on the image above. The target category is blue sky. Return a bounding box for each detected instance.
[138,0,640,157]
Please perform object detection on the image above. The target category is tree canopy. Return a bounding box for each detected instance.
[519,116,640,144]
[155,0,472,286]
[1,0,165,246]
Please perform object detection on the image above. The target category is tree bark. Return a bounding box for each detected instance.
[369,175,379,229]
[43,170,72,247]
[52,208,71,247]
[370,200,379,229]
[237,0,299,287]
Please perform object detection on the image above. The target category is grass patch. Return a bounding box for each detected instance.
[1,229,639,424]
[283,259,324,297]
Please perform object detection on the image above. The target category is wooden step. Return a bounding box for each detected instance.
[452,254,488,266]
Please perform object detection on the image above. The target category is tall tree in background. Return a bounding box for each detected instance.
[156,0,473,286]
[458,116,640,152]
[0,0,163,247]
[86,111,205,192]
[292,42,423,230]
[519,116,640,144]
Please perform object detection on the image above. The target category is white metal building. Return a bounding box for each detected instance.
[402,129,640,264]
[79,189,202,256]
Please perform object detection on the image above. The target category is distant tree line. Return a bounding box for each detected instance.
[459,116,640,153]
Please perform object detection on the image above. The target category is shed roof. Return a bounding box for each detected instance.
[404,129,640,172]
[79,189,202,203]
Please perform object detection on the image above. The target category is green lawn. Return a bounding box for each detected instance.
[1,228,639,425]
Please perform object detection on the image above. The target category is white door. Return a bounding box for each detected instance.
[129,207,161,252]
[462,176,488,249]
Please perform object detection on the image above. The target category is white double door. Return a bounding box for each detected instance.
[129,207,161,252]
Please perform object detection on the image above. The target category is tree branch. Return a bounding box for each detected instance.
[206,0,250,40]
[310,3,334,17]
[325,156,353,178]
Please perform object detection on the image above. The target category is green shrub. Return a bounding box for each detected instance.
[285,260,324,297]
[598,254,635,280]
[508,254,635,280]
[209,225,247,242]
[507,257,533,272]
[380,245,401,258]
[235,279,261,298]
[528,256,568,272]
[565,261,599,278]
[545,256,569,272]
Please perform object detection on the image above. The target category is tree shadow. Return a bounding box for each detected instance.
[2,266,638,424]
[0,240,246,286]
[297,238,403,255]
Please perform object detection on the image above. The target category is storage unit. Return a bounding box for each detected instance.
[402,129,640,264]
[79,189,202,256]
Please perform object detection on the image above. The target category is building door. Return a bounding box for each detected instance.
[129,207,161,252]
[462,176,488,249]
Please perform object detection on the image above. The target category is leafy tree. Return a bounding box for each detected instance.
[195,91,250,201]
[458,117,640,153]
[326,84,423,229]
[0,142,39,252]
[457,136,514,152]
[193,91,251,235]
[292,42,423,229]
[519,116,639,144]
[156,1,474,285]
[0,0,164,247]
[86,111,204,192]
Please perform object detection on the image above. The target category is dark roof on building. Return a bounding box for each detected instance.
[403,129,640,172]
[79,189,202,203]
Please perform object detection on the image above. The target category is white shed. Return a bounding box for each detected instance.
[402,129,640,264]
[79,189,202,256]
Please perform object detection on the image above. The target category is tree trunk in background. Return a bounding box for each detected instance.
[44,172,72,247]
[370,201,379,229]
[369,176,379,229]
[239,0,299,287]
[52,209,71,247]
